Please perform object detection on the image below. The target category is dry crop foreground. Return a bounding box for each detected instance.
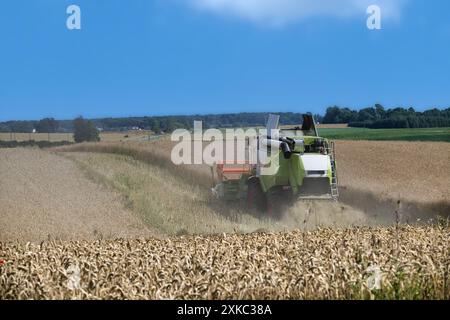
[1,226,448,299]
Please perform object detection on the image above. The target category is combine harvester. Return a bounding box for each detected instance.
[212,114,339,213]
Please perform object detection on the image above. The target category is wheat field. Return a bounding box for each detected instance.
[1,226,448,299]
[1,139,449,299]
[55,139,450,221]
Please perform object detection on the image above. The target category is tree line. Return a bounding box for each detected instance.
[0,117,100,143]
[323,105,450,128]
[0,106,449,135]
[0,112,320,134]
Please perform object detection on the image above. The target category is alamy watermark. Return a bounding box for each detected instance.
[367,5,382,30]
[66,4,81,30]
[170,121,292,175]
[65,4,382,31]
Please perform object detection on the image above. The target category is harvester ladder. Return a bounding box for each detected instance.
[328,141,339,201]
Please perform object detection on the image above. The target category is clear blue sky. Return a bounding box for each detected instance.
[0,0,449,121]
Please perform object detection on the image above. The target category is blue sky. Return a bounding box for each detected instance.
[0,0,449,121]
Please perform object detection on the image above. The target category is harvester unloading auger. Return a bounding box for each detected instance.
[211,114,339,213]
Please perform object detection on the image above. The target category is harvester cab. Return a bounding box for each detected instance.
[212,114,339,213]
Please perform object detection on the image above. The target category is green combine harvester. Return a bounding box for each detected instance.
[212,114,339,212]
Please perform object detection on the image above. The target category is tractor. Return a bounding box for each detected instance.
[211,114,339,213]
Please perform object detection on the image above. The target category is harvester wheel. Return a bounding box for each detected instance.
[247,178,267,213]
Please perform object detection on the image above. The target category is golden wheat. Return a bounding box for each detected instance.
[0,149,155,242]
[1,226,448,300]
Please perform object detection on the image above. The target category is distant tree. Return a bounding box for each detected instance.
[36,118,58,133]
[357,107,377,122]
[73,117,100,143]
[423,108,441,117]
[323,106,358,124]
[150,119,161,133]
[374,104,385,120]
[166,118,177,132]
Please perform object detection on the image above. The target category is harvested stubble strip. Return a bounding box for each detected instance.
[0,226,448,300]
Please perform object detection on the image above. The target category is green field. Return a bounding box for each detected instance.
[318,127,450,142]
